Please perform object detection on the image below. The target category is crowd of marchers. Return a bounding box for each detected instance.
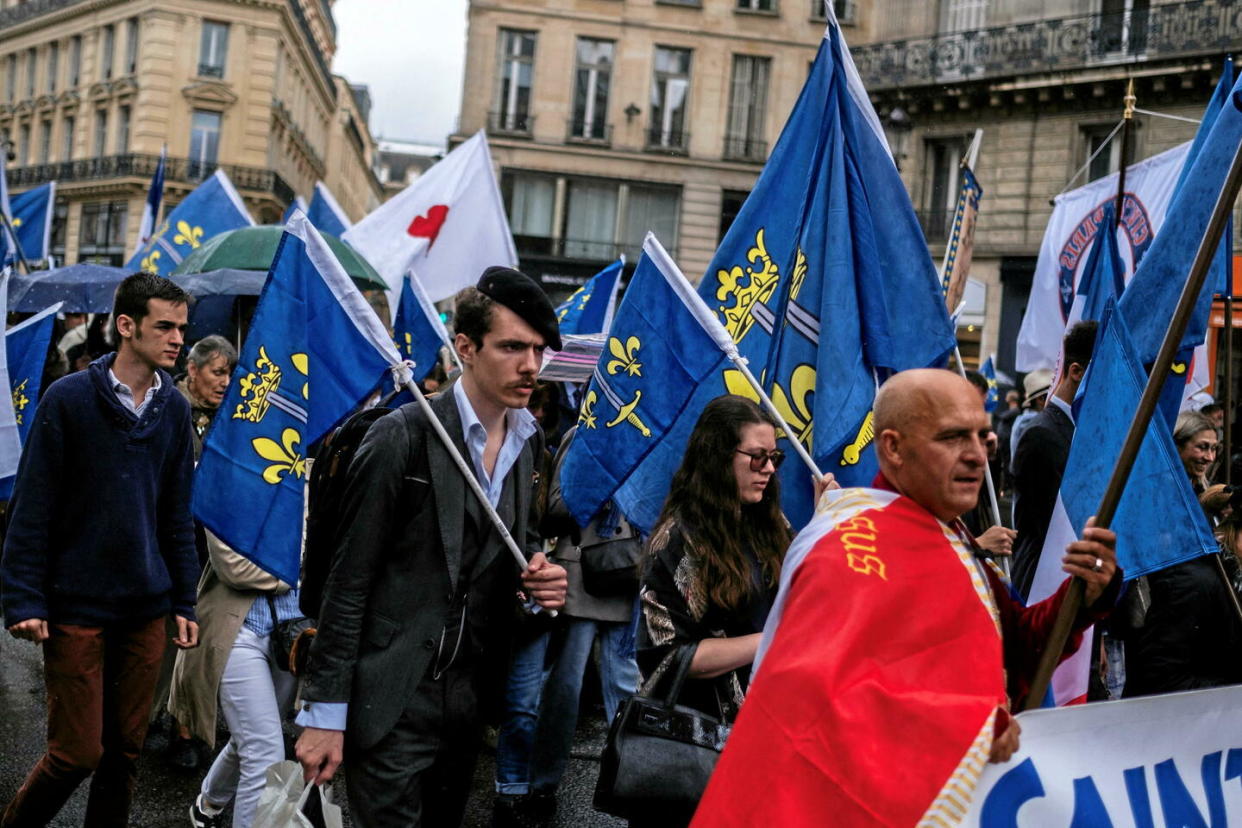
[1,269,1237,828]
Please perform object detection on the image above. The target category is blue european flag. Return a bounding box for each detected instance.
[2,183,55,264]
[555,259,624,337]
[980,357,998,413]
[1074,202,1125,325]
[0,303,61,500]
[612,16,955,530]
[561,235,727,527]
[1118,66,1242,367]
[193,213,404,584]
[1058,302,1216,579]
[307,182,351,237]
[128,170,255,277]
[393,271,449,383]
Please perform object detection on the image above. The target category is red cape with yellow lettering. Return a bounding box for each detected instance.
[691,487,1006,827]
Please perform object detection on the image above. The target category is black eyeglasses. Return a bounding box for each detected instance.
[735,448,785,472]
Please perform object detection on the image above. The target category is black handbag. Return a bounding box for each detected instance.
[593,643,729,822]
[266,594,315,675]
[578,503,643,597]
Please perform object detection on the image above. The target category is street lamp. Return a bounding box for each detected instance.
[883,106,913,171]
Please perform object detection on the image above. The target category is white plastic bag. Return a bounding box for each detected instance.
[252,760,343,828]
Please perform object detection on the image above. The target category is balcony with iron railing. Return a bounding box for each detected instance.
[4,152,295,205]
[723,135,767,162]
[566,119,612,146]
[849,0,1241,91]
[646,127,690,154]
[487,111,534,138]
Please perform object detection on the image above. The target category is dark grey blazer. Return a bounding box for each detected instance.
[300,390,542,751]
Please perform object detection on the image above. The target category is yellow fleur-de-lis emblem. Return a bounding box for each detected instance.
[606,336,642,377]
[723,364,815,449]
[715,228,781,344]
[11,378,29,426]
[173,220,204,249]
[1172,362,1187,375]
[10,217,21,228]
[578,390,598,429]
[840,411,875,467]
[292,353,308,400]
[140,250,161,274]
[253,427,306,484]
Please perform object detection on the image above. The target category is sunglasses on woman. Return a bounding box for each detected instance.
[735,448,785,472]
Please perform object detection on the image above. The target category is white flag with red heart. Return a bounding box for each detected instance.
[344,130,518,306]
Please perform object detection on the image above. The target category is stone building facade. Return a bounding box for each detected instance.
[848,0,1240,371]
[0,0,383,265]
[454,0,855,299]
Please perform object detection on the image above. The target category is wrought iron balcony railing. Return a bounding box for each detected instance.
[849,0,1239,91]
[0,0,76,29]
[723,135,768,162]
[646,127,690,153]
[566,119,612,145]
[916,208,954,245]
[5,152,295,204]
[488,111,534,137]
[197,63,225,80]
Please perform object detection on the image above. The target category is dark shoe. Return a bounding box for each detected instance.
[143,715,171,754]
[523,791,557,824]
[492,794,524,828]
[167,737,200,770]
[188,794,225,827]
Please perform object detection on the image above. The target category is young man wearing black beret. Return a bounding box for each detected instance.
[293,267,568,826]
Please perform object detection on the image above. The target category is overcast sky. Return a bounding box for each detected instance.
[332,1,469,147]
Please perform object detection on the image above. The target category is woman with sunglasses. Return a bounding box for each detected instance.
[632,396,828,825]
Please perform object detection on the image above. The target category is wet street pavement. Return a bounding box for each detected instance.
[0,635,624,827]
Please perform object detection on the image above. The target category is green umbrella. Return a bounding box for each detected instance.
[170,225,388,291]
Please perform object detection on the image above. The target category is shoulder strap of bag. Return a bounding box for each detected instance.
[637,642,700,704]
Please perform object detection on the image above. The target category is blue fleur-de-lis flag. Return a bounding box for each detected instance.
[555,258,624,337]
[0,302,61,500]
[393,270,449,383]
[1,183,55,264]
[127,169,255,278]
[980,356,998,413]
[193,213,405,584]
[610,10,955,531]
[561,236,725,527]
[307,182,351,237]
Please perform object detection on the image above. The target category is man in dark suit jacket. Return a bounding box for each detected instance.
[1011,320,1098,600]
[294,268,568,826]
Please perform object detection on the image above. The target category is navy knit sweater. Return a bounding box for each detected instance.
[0,354,199,626]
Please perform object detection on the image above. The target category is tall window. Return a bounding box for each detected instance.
[502,172,556,254]
[17,122,30,166]
[496,29,536,133]
[737,0,776,9]
[69,36,81,86]
[571,38,613,141]
[93,109,108,157]
[944,0,987,32]
[100,25,115,81]
[719,189,750,242]
[190,109,222,175]
[1083,123,1136,183]
[1098,0,1150,56]
[921,137,965,241]
[621,185,679,259]
[816,0,857,22]
[199,21,229,78]
[25,48,36,98]
[125,17,139,75]
[564,180,619,259]
[78,201,129,266]
[62,115,75,161]
[47,42,58,93]
[117,105,130,153]
[38,118,51,164]
[725,55,769,161]
[5,55,15,102]
[649,47,692,151]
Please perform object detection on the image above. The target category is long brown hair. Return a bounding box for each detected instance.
[656,395,791,611]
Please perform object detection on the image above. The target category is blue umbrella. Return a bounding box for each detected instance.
[8,264,131,312]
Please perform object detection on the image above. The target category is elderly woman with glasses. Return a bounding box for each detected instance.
[1120,409,1242,698]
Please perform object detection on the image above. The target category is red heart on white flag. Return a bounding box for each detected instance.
[407,204,449,246]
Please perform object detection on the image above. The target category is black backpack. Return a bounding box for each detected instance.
[299,406,393,619]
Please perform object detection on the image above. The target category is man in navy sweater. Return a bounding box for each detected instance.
[1,273,200,827]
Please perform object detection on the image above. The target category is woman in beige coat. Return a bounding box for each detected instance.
[171,533,301,828]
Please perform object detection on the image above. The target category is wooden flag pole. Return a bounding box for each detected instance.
[1113,78,1137,230]
[1022,136,1242,712]
[1226,290,1234,485]
[950,345,1010,577]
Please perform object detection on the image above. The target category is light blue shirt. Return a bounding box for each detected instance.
[108,367,161,417]
[296,380,538,732]
[243,586,303,638]
[1046,393,1075,425]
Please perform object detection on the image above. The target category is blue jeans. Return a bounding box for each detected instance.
[494,611,639,795]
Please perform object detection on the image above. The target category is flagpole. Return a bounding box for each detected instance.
[1226,287,1234,485]
[725,352,824,484]
[1022,135,1242,712]
[1113,79,1136,230]
[0,211,32,275]
[950,344,1009,577]
[398,372,554,615]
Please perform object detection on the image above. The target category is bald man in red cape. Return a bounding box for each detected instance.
[691,369,1120,827]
